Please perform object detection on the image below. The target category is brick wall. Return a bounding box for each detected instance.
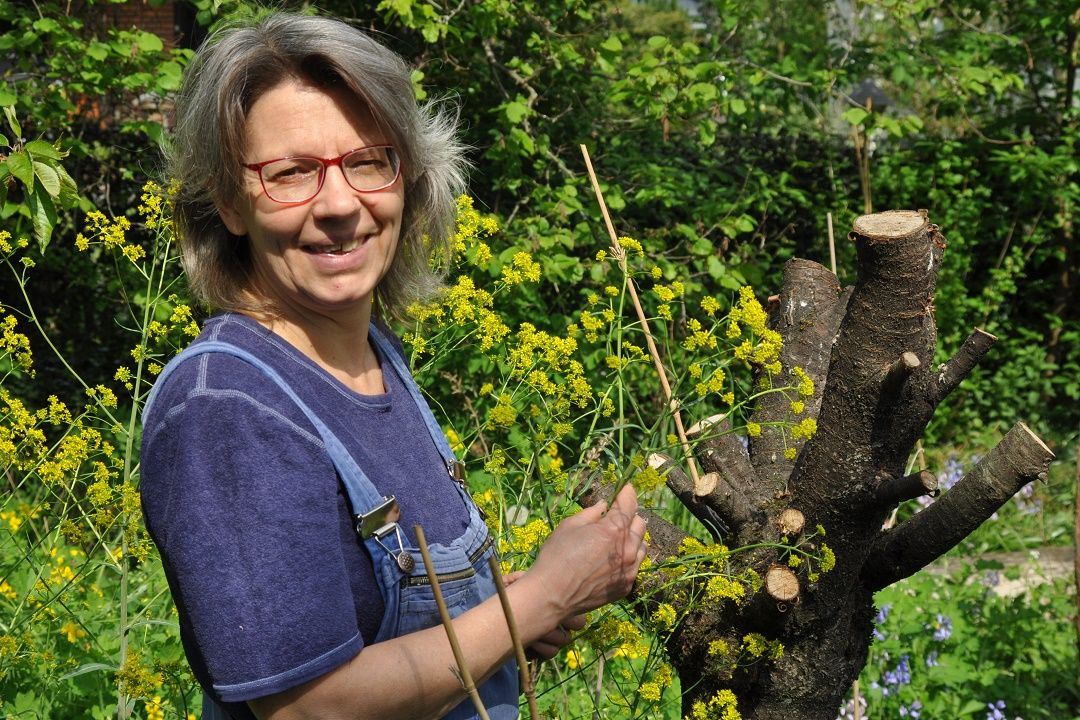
[105,1,178,49]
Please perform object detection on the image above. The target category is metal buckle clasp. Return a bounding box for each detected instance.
[355,496,401,539]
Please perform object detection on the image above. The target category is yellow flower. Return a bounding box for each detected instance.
[60,621,86,643]
[791,417,817,440]
[745,422,761,437]
[819,543,836,572]
[707,639,729,657]
[704,575,746,605]
[639,680,662,703]
[651,603,677,630]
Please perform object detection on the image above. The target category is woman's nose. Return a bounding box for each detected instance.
[311,165,363,219]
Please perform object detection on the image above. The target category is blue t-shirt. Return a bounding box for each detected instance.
[140,313,472,717]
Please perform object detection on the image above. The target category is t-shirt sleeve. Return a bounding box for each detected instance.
[140,376,363,702]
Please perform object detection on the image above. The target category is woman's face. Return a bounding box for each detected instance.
[217,79,405,325]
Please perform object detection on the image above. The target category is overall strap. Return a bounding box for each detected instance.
[145,340,385,515]
[367,323,461,480]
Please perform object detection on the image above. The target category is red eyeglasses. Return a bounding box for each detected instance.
[243,145,401,204]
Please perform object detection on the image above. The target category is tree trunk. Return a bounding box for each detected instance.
[579,211,1054,720]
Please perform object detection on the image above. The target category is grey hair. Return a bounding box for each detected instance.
[167,11,467,322]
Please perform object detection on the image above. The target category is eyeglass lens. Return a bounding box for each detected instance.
[259,147,399,203]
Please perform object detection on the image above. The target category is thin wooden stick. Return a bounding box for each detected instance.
[487,555,540,719]
[579,144,704,494]
[827,211,837,275]
[414,525,491,720]
[1073,435,1079,688]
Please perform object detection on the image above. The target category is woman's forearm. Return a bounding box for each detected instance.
[248,571,563,720]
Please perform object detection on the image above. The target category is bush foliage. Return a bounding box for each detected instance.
[1,1,1076,718]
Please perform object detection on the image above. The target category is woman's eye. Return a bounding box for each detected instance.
[265,161,319,183]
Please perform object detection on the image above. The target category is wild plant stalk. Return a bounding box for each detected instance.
[578,144,704,496]
[414,525,491,720]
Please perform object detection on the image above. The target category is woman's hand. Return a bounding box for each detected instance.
[505,571,588,660]
[528,483,647,619]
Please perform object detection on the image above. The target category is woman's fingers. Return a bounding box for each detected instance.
[560,613,587,632]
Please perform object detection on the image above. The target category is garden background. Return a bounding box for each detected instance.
[0,1,1076,718]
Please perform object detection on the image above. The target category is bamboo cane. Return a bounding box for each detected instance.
[487,555,541,719]
[414,525,491,720]
[579,144,705,495]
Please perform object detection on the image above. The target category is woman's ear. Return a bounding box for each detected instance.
[214,197,248,237]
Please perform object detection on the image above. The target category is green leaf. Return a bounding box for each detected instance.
[6,150,32,186]
[729,97,747,116]
[0,87,15,106]
[3,105,21,138]
[25,139,61,160]
[646,35,668,49]
[33,161,61,197]
[56,164,79,207]
[32,18,60,33]
[27,178,58,250]
[86,41,109,61]
[504,100,528,124]
[59,662,117,680]
[136,31,164,53]
[842,107,869,125]
[508,127,535,154]
[600,35,623,53]
[957,699,986,716]
[156,61,184,91]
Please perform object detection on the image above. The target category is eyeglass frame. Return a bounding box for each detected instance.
[242,144,401,205]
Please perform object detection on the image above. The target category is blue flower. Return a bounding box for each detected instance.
[900,699,923,718]
[873,603,892,640]
[881,654,911,695]
[986,700,1007,720]
[925,650,939,667]
[932,614,952,641]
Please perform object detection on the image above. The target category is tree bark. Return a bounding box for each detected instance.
[642,211,1055,720]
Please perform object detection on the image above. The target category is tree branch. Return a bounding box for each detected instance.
[687,414,757,490]
[930,327,997,404]
[750,259,847,490]
[862,422,1054,591]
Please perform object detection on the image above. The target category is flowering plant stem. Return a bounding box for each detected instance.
[579,144,703,495]
[414,525,491,720]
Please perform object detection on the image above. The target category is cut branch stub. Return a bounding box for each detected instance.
[863,421,1055,591]
[851,209,927,241]
[777,508,806,537]
[873,469,938,509]
[650,453,728,541]
[881,351,921,397]
[765,564,800,603]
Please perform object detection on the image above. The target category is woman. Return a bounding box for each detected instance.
[139,12,646,720]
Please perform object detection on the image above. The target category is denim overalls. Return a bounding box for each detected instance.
[145,323,519,719]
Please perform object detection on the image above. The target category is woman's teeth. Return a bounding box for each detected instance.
[306,238,362,254]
